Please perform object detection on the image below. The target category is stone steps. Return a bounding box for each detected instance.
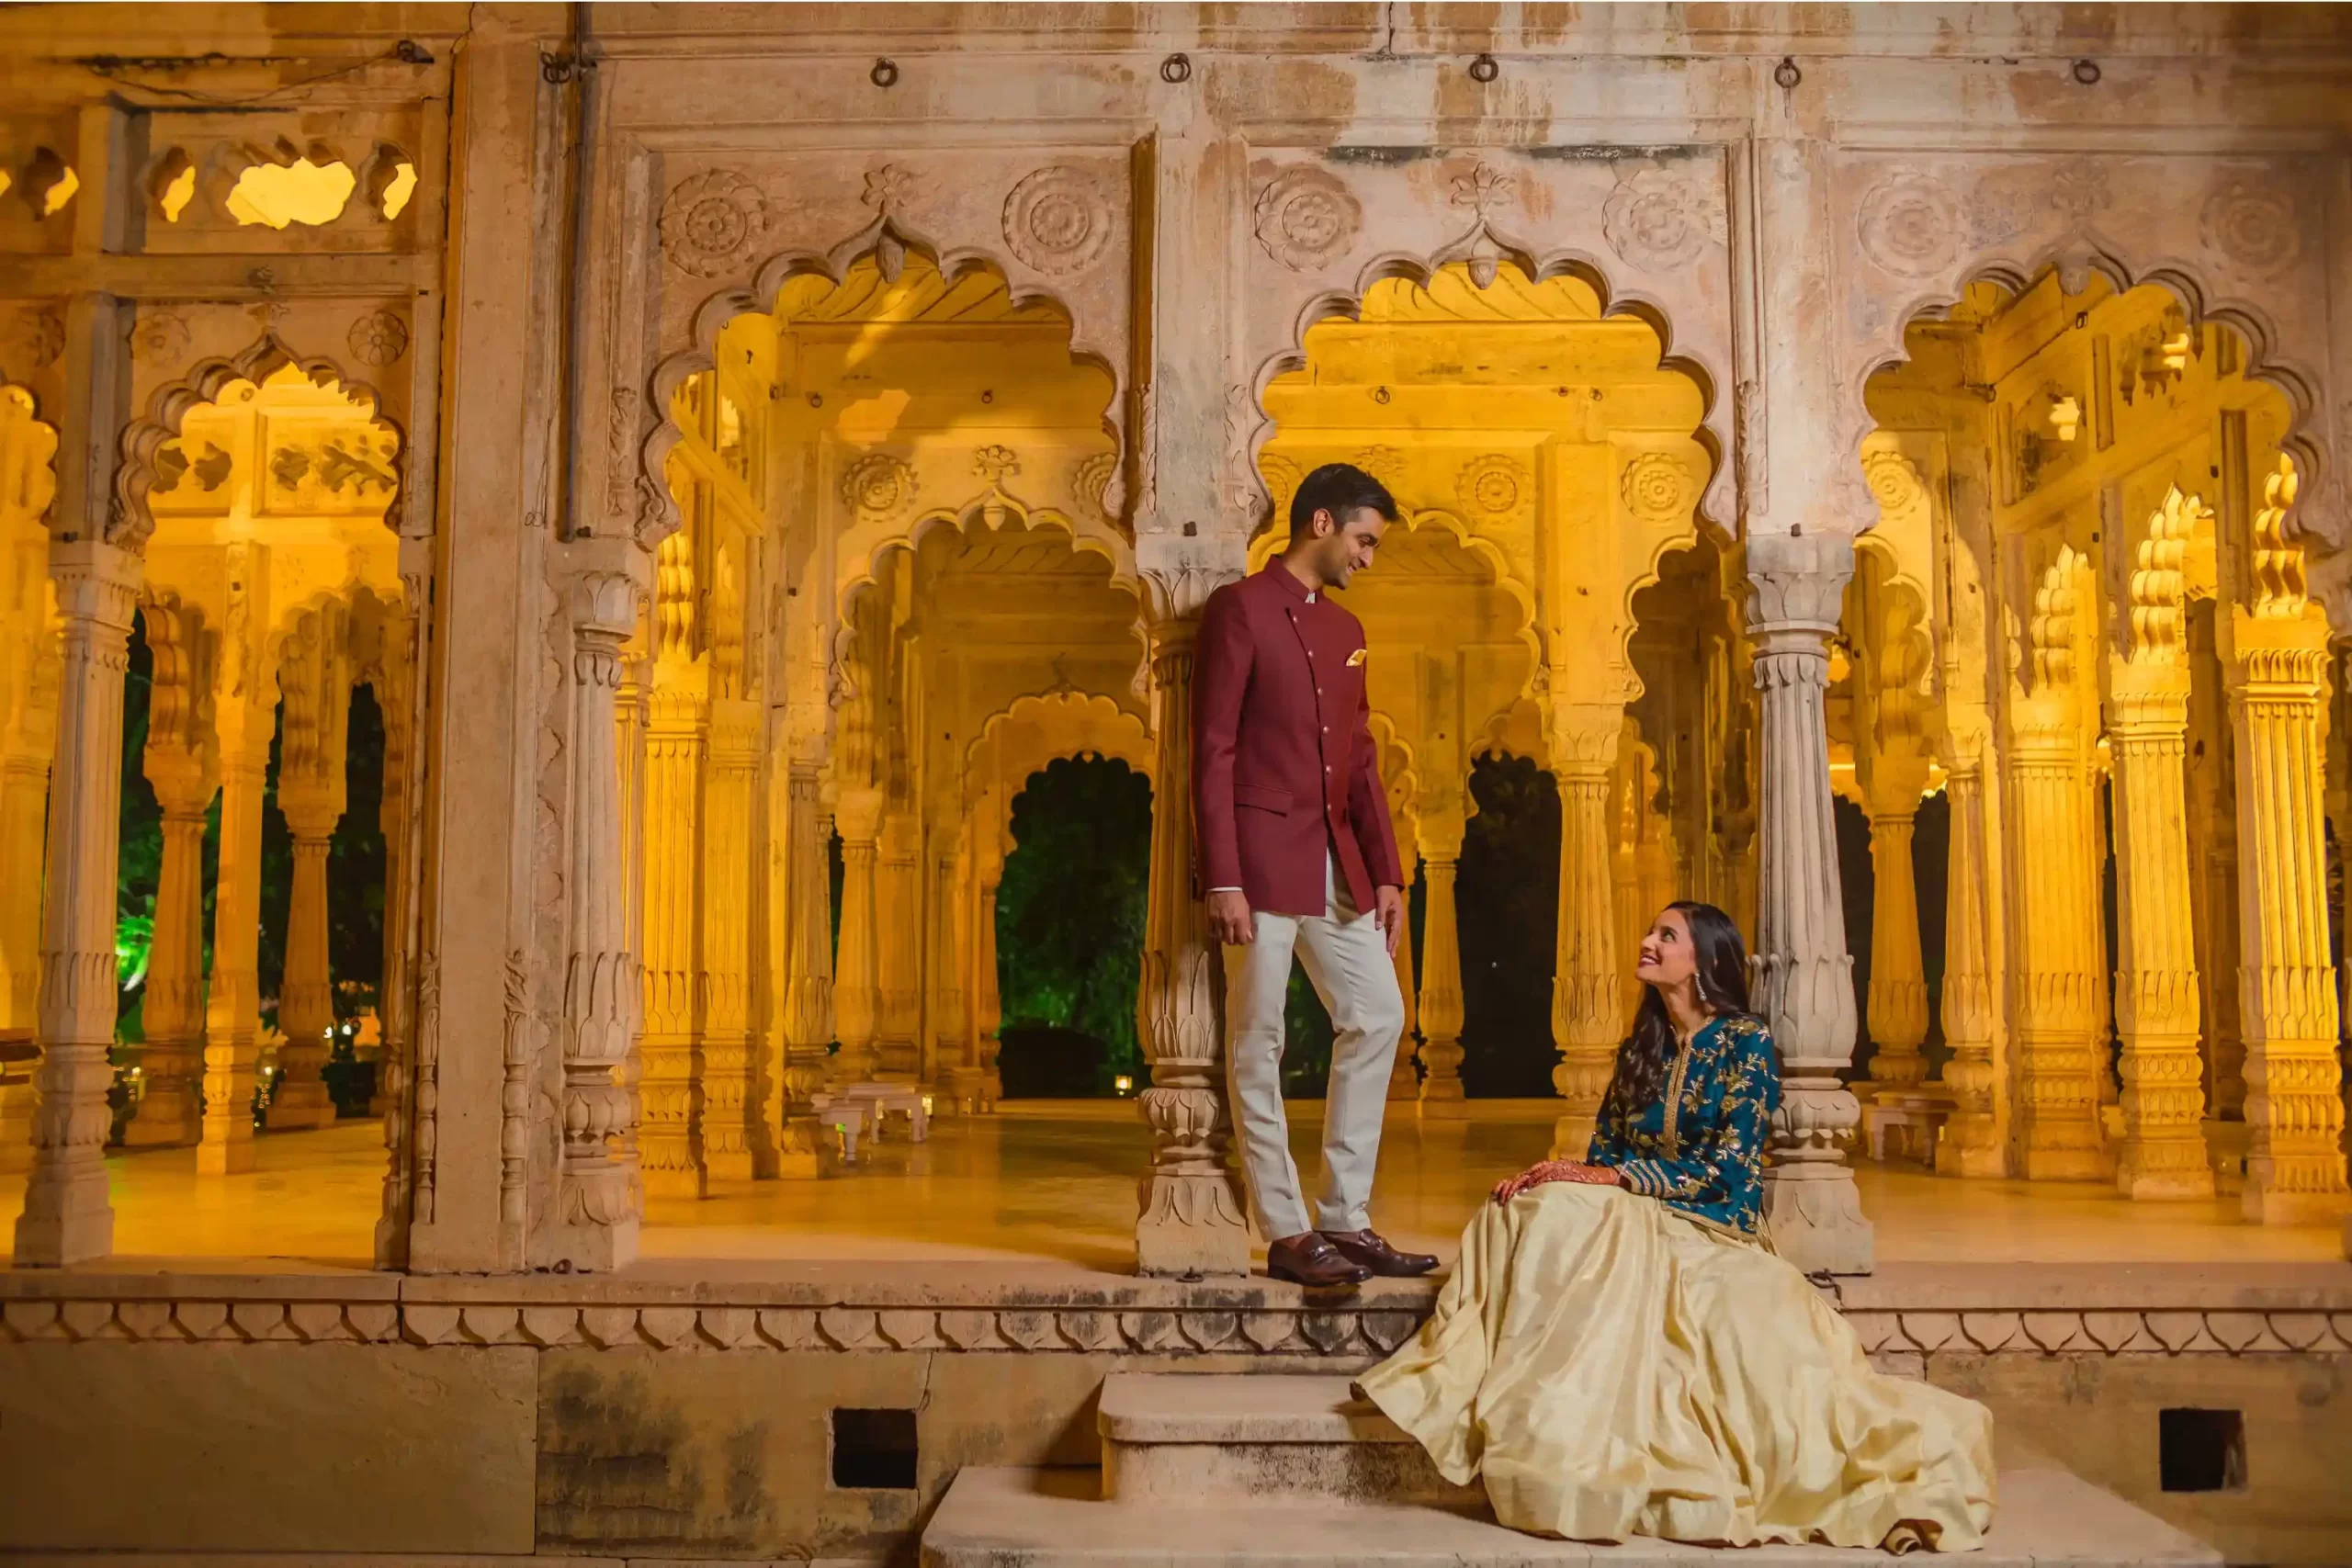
[919,1372,2222,1567]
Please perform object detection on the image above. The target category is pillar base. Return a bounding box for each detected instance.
[1416,1092,1469,1122]
[1550,1113,1597,1163]
[1135,1172,1250,1277]
[548,1217,640,1272]
[264,1082,337,1132]
[641,1163,707,1201]
[1762,1163,1875,1275]
[12,1196,112,1267]
[122,1086,202,1147]
[2020,1145,2109,1182]
[196,1134,256,1176]
[2244,1181,2352,1227]
[2117,1139,2218,1201]
[1934,1129,2006,1179]
[0,1079,36,1172]
[703,1148,756,1183]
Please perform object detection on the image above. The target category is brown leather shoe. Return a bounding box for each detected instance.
[1266,1232,1372,1289]
[1319,1228,1439,1278]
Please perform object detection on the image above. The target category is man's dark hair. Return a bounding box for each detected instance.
[1289,462,1398,536]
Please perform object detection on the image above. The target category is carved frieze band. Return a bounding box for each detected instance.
[5,1294,2347,1358]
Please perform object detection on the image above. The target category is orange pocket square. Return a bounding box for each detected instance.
[1346,648,1367,667]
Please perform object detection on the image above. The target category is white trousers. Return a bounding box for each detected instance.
[1222,852,1407,1241]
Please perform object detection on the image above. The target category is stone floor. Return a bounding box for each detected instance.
[1,1099,2342,1271]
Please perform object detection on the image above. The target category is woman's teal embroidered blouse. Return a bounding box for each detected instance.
[1587,1012,1781,1235]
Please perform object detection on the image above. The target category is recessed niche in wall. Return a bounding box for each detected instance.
[831,1406,918,1490]
[2158,1406,2246,1493]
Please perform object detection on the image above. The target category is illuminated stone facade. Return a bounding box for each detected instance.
[2,4,2350,1292]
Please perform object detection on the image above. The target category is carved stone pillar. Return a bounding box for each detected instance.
[1934,734,2005,1177]
[773,763,834,1178]
[15,541,140,1265]
[0,596,58,1175]
[2108,531,2215,1197]
[269,605,351,1133]
[1548,711,1623,1160]
[370,583,422,1266]
[1747,534,1871,1275]
[1135,572,1248,1276]
[1386,879,1420,1102]
[124,597,212,1149]
[699,695,763,1181]
[2007,551,2109,1181]
[1414,807,1468,1119]
[2227,479,2347,1224]
[199,548,277,1178]
[640,666,707,1199]
[1860,793,1931,1093]
[933,840,978,1114]
[875,808,922,1081]
[1609,737,1645,1038]
[973,807,1005,1110]
[831,786,885,1084]
[551,555,646,1269]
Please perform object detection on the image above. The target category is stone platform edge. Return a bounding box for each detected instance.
[0,1261,2347,1359]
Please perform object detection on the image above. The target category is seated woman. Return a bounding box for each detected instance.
[1358,901,1996,1551]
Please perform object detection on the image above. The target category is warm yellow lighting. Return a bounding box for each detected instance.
[0,170,11,206]
[158,164,196,222]
[379,161,416,220]
[1113,1075,1134,1094]
[40,164,77,217]
[226,158,356,230]
[921,1094,934,1114]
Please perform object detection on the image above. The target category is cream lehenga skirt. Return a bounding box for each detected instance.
[1357,1182,1996,1551]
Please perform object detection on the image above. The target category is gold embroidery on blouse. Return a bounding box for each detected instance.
[1659,1028,1696,1158]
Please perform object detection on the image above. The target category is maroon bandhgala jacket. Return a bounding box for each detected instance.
[1192,562,1404,919]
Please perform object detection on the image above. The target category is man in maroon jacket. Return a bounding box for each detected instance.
[1193,463,1439,1289]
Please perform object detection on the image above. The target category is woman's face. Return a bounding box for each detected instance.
[1634,907,1698,991]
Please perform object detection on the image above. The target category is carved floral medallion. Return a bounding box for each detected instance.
[1619,451,1693,522]
[1601,167,1726,273]
[1252,166,1362,274]
[1855,174,1962,279]
[2199,179,2301,276]
[1456,453,1532,520]
[1001,166,1113,276]
[1861,449,1926,515]
[839,453,917,517]
[659,169,770,279]
[128,309,192,367]
[0,306,64,375]
[347,309,410,369]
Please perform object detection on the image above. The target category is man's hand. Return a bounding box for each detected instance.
[1374,884,1406,957]
[1207,889,1254,946]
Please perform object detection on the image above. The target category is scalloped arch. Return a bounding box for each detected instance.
[112,334,402,551]
[641,233,1127,547]
[1851,242,2332,544]
[834,493,1140,629]
[0,381,59,528]
[1248,251,1730,533]
[967,690,1154,818]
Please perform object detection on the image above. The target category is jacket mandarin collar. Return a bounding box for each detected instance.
[1260,560,1318,604]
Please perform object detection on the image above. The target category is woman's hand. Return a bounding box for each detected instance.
[1489,1160,1623,1205]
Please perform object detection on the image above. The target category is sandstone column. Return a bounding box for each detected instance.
[2227,463,2347,1224]
[268,605,351,1133]
[1134,569,1248,1275]
[124,597,211,1148]
[1934,730,2005,1177]
[973,806,1005,1110]
[1386,880,1421,1102]
[551,551,646,1268]
[933,838,979,1114]
[1747,534,1871,1274]
[875,808,922,1081]
[831,785,885,1084]
[699,694,763,1180]
[772,762,835,1177]
[639,530,707,1197]
[1858,773,1931,1094]
[367,611,414,1120]
[1414,807,1469,1119]
[0,604,57,1175]
[2006,549,2109,1180]
[15,541,140,1265]
[2105,491,2214,1197]
[199,544,277,1178]
[1548,711,1623,1160]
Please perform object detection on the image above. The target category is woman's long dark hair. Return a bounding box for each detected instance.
[1599,900,1758,1122]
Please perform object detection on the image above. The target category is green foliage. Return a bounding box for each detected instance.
[115,613,160,1033]
[993,756,1150,1095]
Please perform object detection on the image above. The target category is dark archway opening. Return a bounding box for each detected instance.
[1458,753,1561,1098]
[994,755,1150,1098]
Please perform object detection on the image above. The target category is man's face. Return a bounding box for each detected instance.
[1309,505,1388,587]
